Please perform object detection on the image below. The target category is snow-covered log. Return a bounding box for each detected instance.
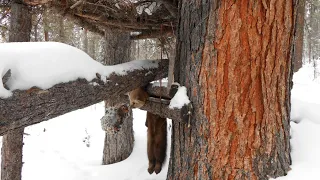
[0,59,168,135]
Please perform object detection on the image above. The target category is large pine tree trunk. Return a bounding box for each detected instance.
[1,1,31,180]
[102,30,134,165]
[168,1,295,179]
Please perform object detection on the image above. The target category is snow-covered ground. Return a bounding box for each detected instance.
[0,105,171,180]
[275,64,320,180]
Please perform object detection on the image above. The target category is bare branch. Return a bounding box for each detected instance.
[70,0,83,9]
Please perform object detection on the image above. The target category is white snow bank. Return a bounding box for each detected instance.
[169,86,190,109]
[274,64,320,179]
[274,121,320,180]
[16,103,171,180]
[0,42,159,98]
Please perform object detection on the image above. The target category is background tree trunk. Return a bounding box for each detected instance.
[58,16,65,43]
[1,128,24,180]
[2,3,32,180]
[293,0,306,72]
[168,1,294,179]
[8,0,31,42]
[43,6,49,41]
[102,29,134,165]
[82,28,88,53]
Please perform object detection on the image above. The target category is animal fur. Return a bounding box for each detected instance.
[128,88,167,174]
[146,112,167,174]
[128,87,149,108]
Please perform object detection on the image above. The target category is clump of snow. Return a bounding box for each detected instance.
[151,80,168,87]
[0,42,159,98]
[136,2,160,15]
[169,86,190,109]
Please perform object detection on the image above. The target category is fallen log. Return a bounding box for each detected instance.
[0,59,168,135]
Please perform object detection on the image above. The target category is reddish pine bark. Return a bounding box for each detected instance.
[168,1,294,179]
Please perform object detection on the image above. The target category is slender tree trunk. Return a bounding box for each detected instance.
[83,28,88,53]
[104,29,132,65]
[168,1,295,179]
[58,16,65,43]
[34,15,38,42]
[1,1,31,180]
[88,33,96,59]
[1,128,24,180]
[102,29,134,165]
[43,7,49,42]
[8,1,31,42]
[293,0,306,72]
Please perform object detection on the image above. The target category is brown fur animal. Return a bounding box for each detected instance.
[128,88,167,174]
[146,112,167,174]
[128,87,149,108]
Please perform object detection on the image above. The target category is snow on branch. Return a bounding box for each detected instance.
[0,42,169,135]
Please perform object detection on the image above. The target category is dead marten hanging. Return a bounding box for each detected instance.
[128,87,167,174]
[145,111,167,174]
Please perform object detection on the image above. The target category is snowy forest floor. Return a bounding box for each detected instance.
[0,64,320,180]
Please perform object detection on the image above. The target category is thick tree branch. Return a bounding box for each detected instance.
[106,93,182,122]
[0,59,168,135]
[139,100,180,120]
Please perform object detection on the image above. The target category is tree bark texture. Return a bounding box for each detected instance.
[0,59,168,135]
[293,0,306,72]
[8,0,31,42]
[2,1,32,180]
[102,30,134,165]
[104,29,132,65]
[43,6,49,41]
[102,102,134,164]
[1,128,24,180]
[168,1,294,179]
[83,28,88,53]
[58,16,65,43]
